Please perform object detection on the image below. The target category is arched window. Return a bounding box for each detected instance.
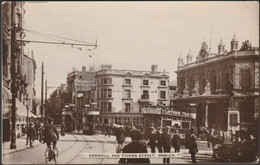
[241,68,251,89]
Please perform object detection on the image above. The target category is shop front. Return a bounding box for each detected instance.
[2,87,36,141]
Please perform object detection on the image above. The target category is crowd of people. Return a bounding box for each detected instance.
[19,118,64,149]
[100,122,198,164]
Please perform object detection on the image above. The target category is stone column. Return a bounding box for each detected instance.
[205,104,209,127]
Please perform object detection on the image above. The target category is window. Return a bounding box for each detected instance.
[101,102,105,112]
[143,80,149,85]
[160,80,166,86]
[125,103,131,112]
[125,90,131,98]
[241,69,250,89]
[160,91,166,99]
[108,103,112,112]
[101,89,112,98]
[142,90,149,99]
[102,78,112,84]
[125,79,131,85]
[104,89,107,98]
[108,89,112,97]
[143,90,149,96]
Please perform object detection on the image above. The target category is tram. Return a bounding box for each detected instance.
[82,103,100,135]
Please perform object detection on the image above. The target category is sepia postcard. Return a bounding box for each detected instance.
[1,1,259,164]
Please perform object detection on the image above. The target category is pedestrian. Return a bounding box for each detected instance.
[147,126,157,153]
[161,126,172,164]
[27,122,36,148]
[119,129,150,164]
[39,122,44,142]
[172,130,182,153]
[156,127,163,153]
[189,128,198,163]
[105,123,111,137]
[34,120,40,139]
[101,123,105,135]
[116,124,127,153]
[21,124,26,135]
[61,122,66,136]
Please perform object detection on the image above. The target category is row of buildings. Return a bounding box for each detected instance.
[48,34,259,133]
[2,2,38,141]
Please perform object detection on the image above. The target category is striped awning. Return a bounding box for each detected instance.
[2,86,36,119]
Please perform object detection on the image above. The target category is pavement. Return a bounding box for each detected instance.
[2,133,77,156]
[2,135,42,156]
[2,131,213,158]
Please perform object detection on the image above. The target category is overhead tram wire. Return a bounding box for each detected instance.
[23,28,94,45]
[26,30,65,43]
[15,39,97,47]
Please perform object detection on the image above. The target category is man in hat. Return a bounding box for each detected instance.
[27,122,36,148]
[161,126,172,164]
[172,130,182,153]
[119,129,150,164]
[189,128,198,163]
[147,126,157,153]
[44,117,59,150]
[116,123,126,153]
[156,127,163,153]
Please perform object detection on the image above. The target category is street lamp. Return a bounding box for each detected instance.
[24,94,30,146]
[131,102,134,127]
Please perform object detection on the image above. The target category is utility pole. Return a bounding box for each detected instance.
[41,62,44,122]
[45,80,47,120]
[10,1,17,149]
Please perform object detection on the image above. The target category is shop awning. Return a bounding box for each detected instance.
[2,86,36,119]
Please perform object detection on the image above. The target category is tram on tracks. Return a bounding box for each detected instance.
[82,103,100,135]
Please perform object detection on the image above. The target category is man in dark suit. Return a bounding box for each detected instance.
[156,127,163,153]
[161,126,172,164]
[116,125,127,153]
[147,127,157,153]
[44,117,59,149]
[189,128,198,163]
[119,129,150,164]
[172,130,182,153]
[27,122,36,148]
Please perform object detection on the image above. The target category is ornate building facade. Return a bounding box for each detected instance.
[174,35,259,132]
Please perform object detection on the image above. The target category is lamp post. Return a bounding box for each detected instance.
[10,1,17,149]
[24,94,30,146]
[25,60,34,145]
[131,102,134,127]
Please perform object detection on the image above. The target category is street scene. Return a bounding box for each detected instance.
[1,1,259,164]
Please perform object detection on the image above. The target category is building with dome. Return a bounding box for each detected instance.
[174,34,259,132]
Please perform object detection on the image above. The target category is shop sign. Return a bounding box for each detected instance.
[141,108,161,114]
[77,93,83,98]
[87,111,100,115]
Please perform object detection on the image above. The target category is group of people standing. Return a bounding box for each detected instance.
[147,125,189,164]
[116,123,198,164]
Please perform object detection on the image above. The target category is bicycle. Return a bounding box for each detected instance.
[45,146,59,164]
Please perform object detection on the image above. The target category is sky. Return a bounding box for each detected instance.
[23,1,259,98]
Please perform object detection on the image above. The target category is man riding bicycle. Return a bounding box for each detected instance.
[44,117,59,152]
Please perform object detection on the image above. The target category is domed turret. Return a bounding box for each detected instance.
[186,50,193,64]
[230,34,239,51]
[218,38,225,54]
[178,52,184,68]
